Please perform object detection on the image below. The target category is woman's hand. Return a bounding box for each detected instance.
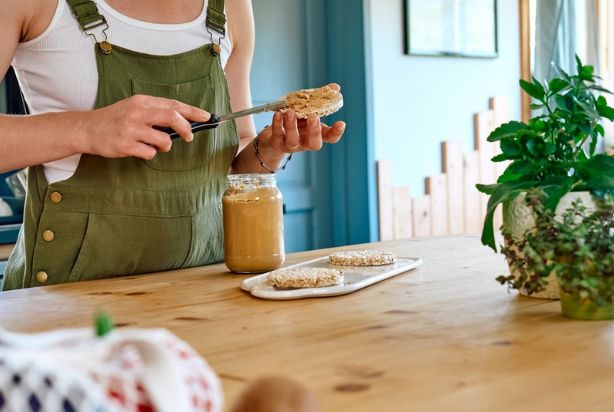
[81,94,210,160]
[251,84,346,171]
[263,109,346,153]
[264,83,346,154]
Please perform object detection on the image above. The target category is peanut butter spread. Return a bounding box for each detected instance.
[282,86,343,119]
[223,182,284,273]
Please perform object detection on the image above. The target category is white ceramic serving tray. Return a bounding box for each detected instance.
[240,256,423,300]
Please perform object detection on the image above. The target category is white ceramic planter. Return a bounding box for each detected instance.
[502,191,596,299]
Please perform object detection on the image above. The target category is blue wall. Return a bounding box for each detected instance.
[250,0,378,247]
[366,0,521,193]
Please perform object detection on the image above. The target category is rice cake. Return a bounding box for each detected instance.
[328,250,396,266]
[266,267,343,289]
[282,86,343,119]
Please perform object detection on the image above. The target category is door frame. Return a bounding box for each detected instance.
[322,0,378,245]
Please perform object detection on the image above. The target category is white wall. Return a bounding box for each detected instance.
[367,0,521,193]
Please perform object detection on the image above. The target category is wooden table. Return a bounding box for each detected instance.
[1,236,613,411]
[0,243,13,260]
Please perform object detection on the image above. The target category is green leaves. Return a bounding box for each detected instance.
[548,78,569,94]
[597,103,614,121]
[477,180,538,252]
[589,85,613,94]
[501,192,614,304]
[554,94,572,111]
[520,78,545,101]
[487,121,528,142]
[507,159,532,176]
[525,136,546,156]
[478,55,614,253]
[596,96,614,121]
[491,153,508,162]
[580,64,595,81]
[523,136,555,157]
[575,55,595,81]
[538,177,576,210]
[500,138,522,157]
[575,154,614,193]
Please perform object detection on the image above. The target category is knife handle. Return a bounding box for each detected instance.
[155,114,219,139]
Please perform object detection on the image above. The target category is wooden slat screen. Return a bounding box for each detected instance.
[377,96,509,239]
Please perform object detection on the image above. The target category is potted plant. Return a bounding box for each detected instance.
[477,56,614,298]
[499,191,613,320]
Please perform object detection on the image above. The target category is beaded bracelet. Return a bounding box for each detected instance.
[253,135,293,173]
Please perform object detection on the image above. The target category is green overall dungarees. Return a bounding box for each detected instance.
[3,0,238,290]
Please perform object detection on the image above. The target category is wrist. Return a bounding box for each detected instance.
[65,111,92,155]
[255,130,285,168]
[253,133,293,173]
[44,111,90,155]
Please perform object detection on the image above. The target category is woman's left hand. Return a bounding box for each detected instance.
[259,83,346,156]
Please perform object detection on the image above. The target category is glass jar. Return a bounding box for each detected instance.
[222,174,285,273]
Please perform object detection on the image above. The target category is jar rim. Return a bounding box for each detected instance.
[226,173,277,187]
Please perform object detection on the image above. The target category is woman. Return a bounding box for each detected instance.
[0,0,346,290]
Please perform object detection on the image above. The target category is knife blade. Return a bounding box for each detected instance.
[156,100,286,139]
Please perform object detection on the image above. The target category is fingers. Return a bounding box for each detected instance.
[326,83,341,92]
[282,110,301,151]
[139,130,173,153]
[265,110,345,157]
[321,121,346,144]
[131,95,211,143]
[131,143,158,160]
[302,114,322,151]
[269,111,287,152]
[146,108,194,143]
[167,98,211,122]
[139,95,210,122]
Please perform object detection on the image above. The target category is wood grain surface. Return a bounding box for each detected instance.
[0,244,14,260]
[1,236,613,412]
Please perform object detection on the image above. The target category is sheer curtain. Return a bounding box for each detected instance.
[601,1,614,153]
[533,0,600,82]
[533,0,614,152]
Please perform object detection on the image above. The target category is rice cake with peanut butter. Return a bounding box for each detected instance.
[266,267,343,289]
[282,86,343,119]
[328,250,396,266]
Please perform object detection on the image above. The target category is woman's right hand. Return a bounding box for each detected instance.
[82,95,211,160]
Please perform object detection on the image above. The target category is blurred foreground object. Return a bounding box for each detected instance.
[232,376,321,412]
[0,320,222,411]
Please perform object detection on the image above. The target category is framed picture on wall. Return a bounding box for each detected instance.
[404,0,498,58]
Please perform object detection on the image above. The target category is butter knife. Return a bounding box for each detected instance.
[156,100,285,139]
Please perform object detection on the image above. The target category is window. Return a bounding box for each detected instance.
[1,67,26,258]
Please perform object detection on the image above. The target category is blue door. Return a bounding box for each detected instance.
[251,0,333,252]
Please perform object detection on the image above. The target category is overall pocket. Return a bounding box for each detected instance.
[131,75,217,171]
[67,213,192,282]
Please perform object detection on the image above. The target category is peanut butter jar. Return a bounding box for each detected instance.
[223,174,285,273]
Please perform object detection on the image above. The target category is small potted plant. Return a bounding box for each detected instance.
[499,191,614,320]
[477,56,614,298]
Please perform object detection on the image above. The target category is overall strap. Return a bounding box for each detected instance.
[66,0,107,34]
[206,0,226,37]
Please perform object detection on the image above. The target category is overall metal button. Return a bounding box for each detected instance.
[42,230,55,242]
[211,43,221,56]
[99,41,113,55]
[49,192,63,204]
[36,271,48,284]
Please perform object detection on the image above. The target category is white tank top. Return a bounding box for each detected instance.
[11,0,232,184]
